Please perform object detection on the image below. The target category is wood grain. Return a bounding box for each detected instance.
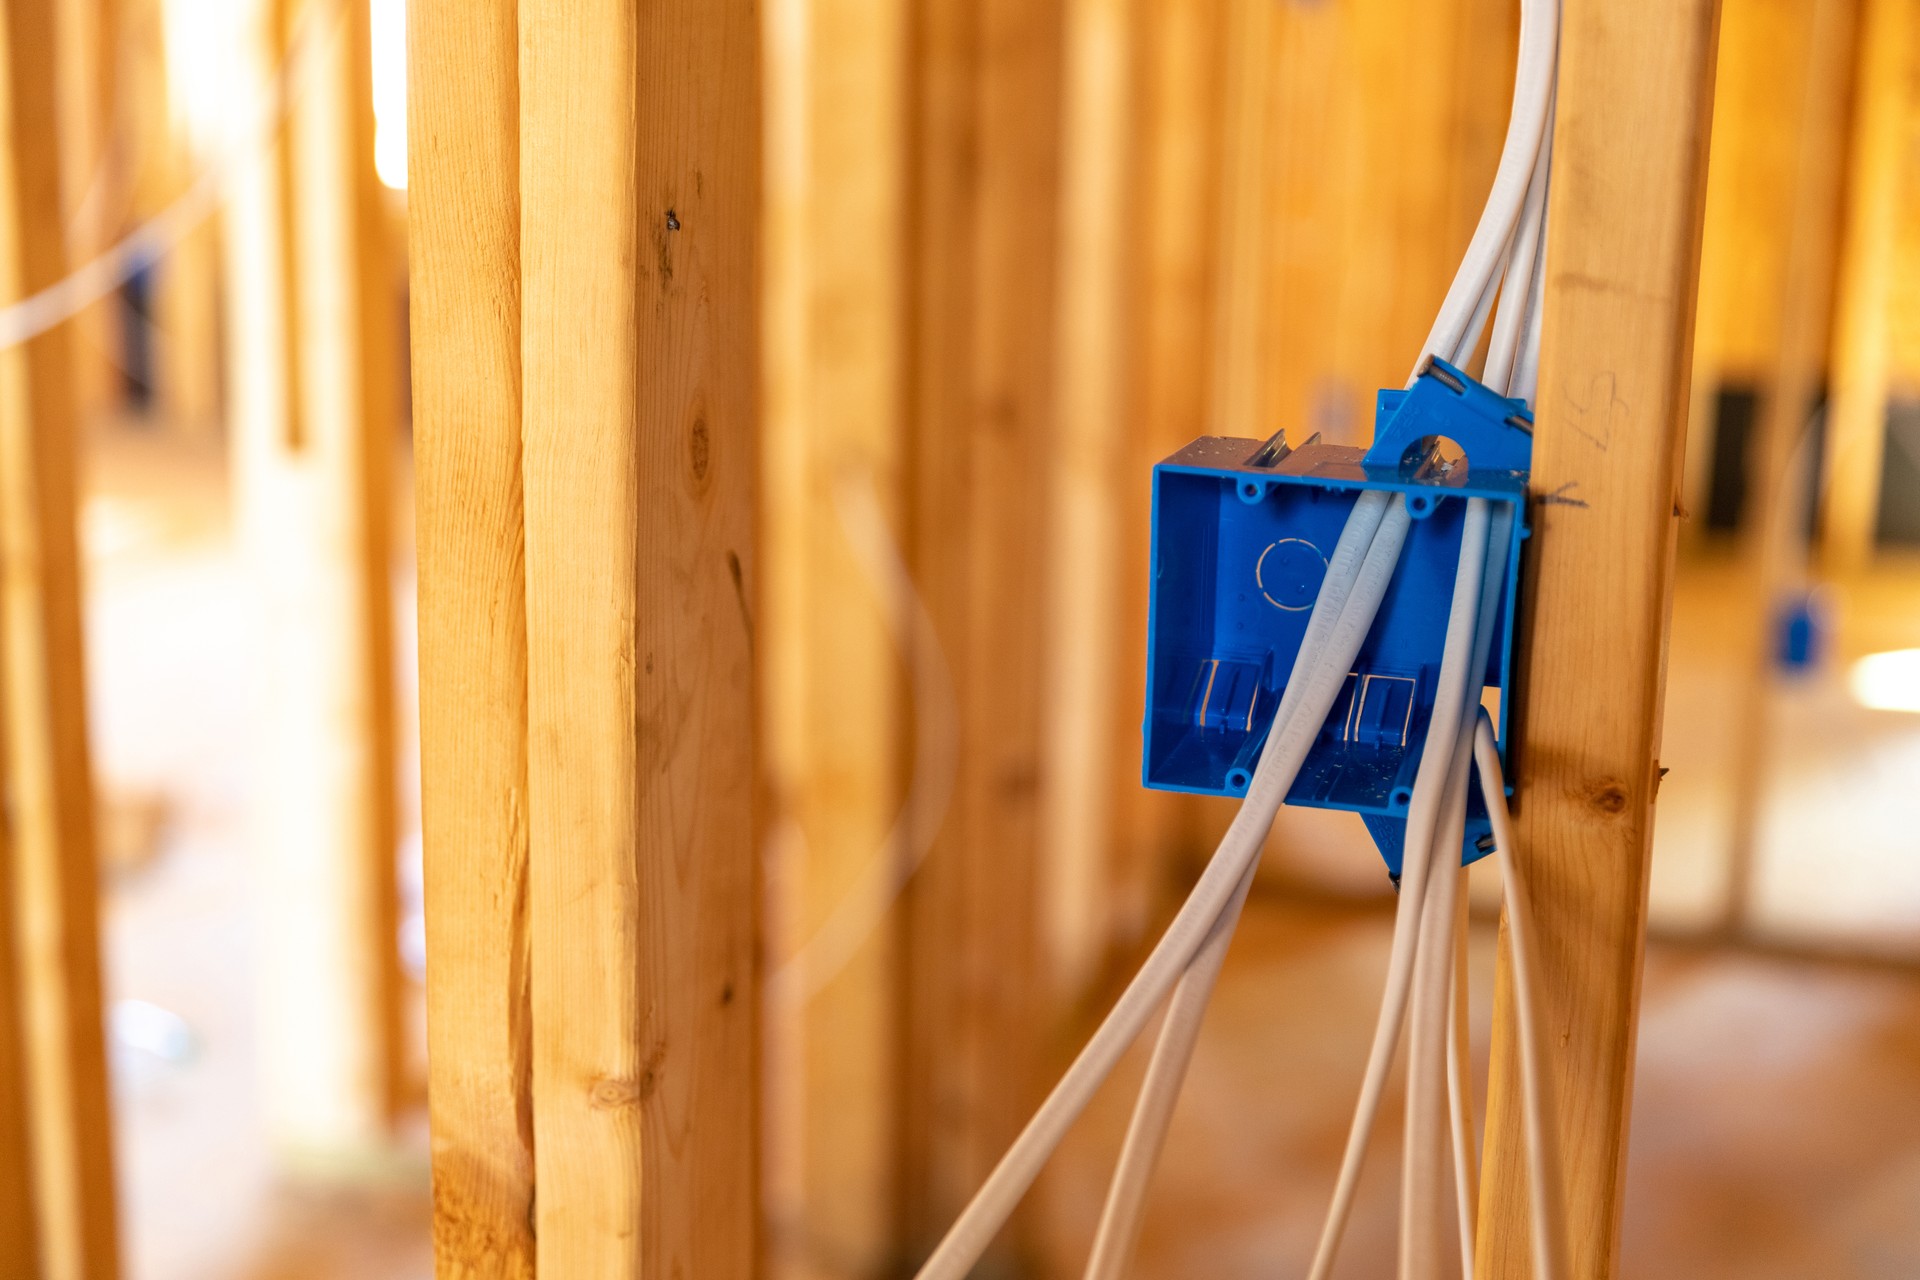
[761,0,909,1267]
[1719,0,1855,931]
[226,0,404,1155]
[1819,0,1912,571]
[1106,0,1228,940]
[0,719,39,1272]
[1043,0,1141,1000]
[0,0,121,1274]
[1683,0,1836,537]
[1262,0,1516,441]
[518,0,761,1274]
[895,0,1065,1264]
[1474,1,1722,1276]
[409,0,535,1274]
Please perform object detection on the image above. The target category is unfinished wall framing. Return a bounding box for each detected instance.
[414,0,763,1274]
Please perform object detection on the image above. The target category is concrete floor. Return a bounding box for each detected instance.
[81,423,1920,1278]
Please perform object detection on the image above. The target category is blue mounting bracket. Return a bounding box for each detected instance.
[1140,358,1532,876]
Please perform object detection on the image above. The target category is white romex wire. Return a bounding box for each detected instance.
[1407,503,1517,1279]
[1414,0,1561,382]
[912,495,1414,1280]
[1474,712,1569,1280]
[1080,489,1395,1280]
[1305,497,1492,1280]
[1485,91,1557,396]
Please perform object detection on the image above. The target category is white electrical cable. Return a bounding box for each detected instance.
[1079,489,1395,1280]
[1400,491,1516,1278]
[0,0,343,350]
[1485,89,1556,397]
[1473,711,1568,1280]
[766,469,959,1005]
[1414,0,1560,381]
[1509,214,1551,405]
[913,0,1561,1263]
[1403,708,1486,1277]
[1304,496,1491,1280]
[1446,869,1479,1280]
[1454,264,1507,374]
[1079,858,1254,1280]
[1401,762,1466,1278]
[1313,496,1512,1280]
[912,496,1414,1280]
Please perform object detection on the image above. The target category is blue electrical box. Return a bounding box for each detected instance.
[1141,358,1532,875]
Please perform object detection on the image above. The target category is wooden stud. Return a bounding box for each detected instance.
[1474,2,1722,1276]
[517,0,761,1273]
[1261,0,1516,445]
[1104,0,1228,942]
[1205,0,1275,444]
[409,0,534,1274]
[0,794,39,1269]
[895,0,1066,1264]
[1819,0,1913,572]
[52,0,120,427]
[0,0,122,1275]
[225,0,404,1156]
[1043,0,1135,998]
[1720,0,1856,931]
[762,0,908,1267]
[153,222,223,439]
[1682,0,1825,540]
[1197,0,1519,876]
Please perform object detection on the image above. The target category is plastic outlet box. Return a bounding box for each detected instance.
[1140,358,1532,874]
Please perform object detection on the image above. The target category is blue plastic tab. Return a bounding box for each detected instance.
[1140,358,1532,875]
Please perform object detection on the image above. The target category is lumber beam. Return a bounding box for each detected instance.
[1682,0,1830,542]
[1720,0,1855,931]
[1043,0,1135,999]
[52,0,120,427]
[225,0,404,1156]
[1105,0,1226,941]
[409,0,534,1274]
[0,0,122,1274]
[762,0,909,1269]
[516,0,761,1274]
[895,0,1066,1265]
[1819,0,1912,572]
[1261,0,1517,446]
[1474,2,1721,1276]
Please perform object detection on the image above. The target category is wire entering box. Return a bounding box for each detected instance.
[1141,358,1532,874]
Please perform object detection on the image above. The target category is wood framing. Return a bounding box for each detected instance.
[0,0,121,1275]
[1819,0,1911,571]
[1260,0,1517,446]
[1043,0,1134,1000]
[1720,0,1856,930]
[1105,0,1227,940]
[52,0,120,427]
[415,2,761,1271]
[895,0,1066,1265]
[761,0,910,1268]
[410,0,534,1274]
[225,0,404,1156]
[515,0,761,1274]
[1475,1,1722,1276]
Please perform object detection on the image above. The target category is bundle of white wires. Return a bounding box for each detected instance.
[908,1,1566,1277]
